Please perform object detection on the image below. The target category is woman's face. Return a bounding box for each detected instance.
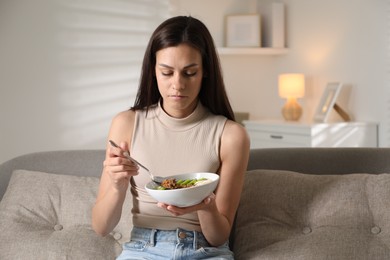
[155,43,203,118]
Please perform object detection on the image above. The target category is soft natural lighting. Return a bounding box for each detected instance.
[56,0,169,148]
[312,124,361,147]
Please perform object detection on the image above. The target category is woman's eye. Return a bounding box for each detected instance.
[161,71,173,76]
[160,70,197,77]
[184,71,197,77]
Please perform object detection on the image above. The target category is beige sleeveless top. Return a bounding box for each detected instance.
[130,101,227,232]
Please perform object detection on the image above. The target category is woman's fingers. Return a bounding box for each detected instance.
[109,145,127,158]
[157,194,216,216]
[119,141,129,153]
[105,156,138,169]
[103,156,139,187]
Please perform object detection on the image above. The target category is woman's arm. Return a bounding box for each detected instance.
[197,120,250,245]
[158,120,250,246]
[92,110,137,236]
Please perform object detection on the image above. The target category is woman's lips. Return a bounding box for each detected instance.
[168,94,187,99]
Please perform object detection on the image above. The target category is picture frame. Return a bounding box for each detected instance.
[225,14,261,47]
[313,82,343,122]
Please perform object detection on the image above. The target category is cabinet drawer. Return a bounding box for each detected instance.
[248,131,310,148]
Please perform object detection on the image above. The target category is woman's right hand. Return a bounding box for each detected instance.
[103,141,139,193]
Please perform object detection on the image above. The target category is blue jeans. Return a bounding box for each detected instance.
[116,227,234,260]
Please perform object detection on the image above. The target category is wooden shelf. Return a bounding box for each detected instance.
[217,47,288,55]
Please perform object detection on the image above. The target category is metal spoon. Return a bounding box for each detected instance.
[108,140,164,184]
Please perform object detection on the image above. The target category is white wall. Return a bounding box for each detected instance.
[0,0,388,163]
[173,0,388,143]
[0,0,64,163]
[0,0,168,163]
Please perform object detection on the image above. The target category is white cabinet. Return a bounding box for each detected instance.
[243,120,378,148]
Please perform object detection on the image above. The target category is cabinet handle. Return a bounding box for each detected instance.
[270,134,283,139]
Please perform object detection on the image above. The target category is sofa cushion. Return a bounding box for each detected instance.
[233,169,390,260]
[0,169,133,260]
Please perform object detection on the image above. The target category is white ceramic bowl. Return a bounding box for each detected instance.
[145,172,219,207]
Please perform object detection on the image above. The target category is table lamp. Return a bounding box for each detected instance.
[278,73,305,121]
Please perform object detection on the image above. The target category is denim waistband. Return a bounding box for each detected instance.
[131,227,210,249]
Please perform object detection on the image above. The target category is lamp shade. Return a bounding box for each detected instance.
[278,73,305,98]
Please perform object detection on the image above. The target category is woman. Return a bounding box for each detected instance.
[92,16,250,259]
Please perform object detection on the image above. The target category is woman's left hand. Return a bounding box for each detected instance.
[157,193,216,216]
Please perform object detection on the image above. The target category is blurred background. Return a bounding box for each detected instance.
[0,0,388,163]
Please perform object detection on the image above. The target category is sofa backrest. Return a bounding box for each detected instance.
[2,147,390,200]
[247,147,390,174]
[0,150,105,200]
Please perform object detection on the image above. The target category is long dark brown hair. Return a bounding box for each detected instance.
[131,16,235,121]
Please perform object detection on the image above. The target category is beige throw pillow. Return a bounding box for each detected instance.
[233,169,390,260]
[0,169,133,260]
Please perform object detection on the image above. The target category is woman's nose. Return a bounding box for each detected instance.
[172,75,185,90]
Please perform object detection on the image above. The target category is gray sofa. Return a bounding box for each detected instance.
[1,148,390,259]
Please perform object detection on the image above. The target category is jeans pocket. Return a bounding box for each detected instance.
[197,244,234,259]
[122,240,148,252]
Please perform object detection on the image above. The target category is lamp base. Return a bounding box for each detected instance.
[282,98,302,121]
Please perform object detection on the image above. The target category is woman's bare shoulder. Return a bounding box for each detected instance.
[220,119,250,159]
[223,120,250,146]
[108,109,136,142]
[112,109,136,124]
